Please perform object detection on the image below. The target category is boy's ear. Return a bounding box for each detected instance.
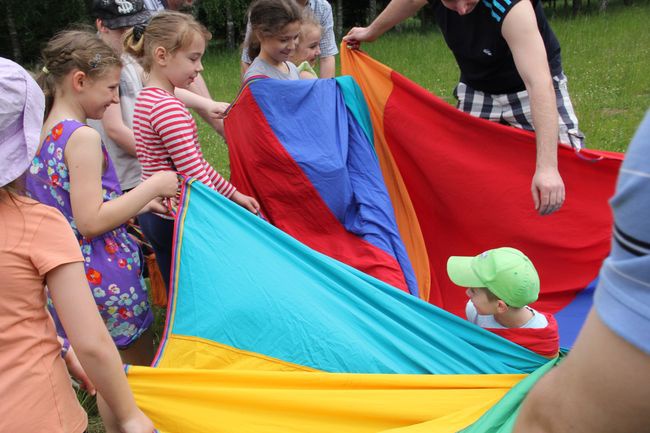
[71,70,88,92]
[496,300,509,313]
[96,18,107,33]
[153,46,169,66]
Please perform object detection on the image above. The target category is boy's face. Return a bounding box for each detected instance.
[97,20,128,54]
[466,287,498,315]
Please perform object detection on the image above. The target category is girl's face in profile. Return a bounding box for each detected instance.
[164,32,206,89]
[79,66,121,120]
[259,21,301,66]
[292,24,321,66]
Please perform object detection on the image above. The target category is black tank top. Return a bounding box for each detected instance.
[428,0,562,94]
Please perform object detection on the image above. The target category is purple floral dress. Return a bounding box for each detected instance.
[26,120,152,349]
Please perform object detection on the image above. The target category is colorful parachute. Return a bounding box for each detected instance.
[226,75,419,296]
[224,47,623,346]
[126,47,624,432]
[339,48,623,325]
[128,177,550,432]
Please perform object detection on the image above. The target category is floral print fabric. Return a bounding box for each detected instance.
[27,120,152,348]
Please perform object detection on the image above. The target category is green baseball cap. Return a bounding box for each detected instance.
[446,247,540,308]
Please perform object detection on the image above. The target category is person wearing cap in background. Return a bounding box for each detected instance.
[447,247,559,358]
[91,0,153,193]
[92,0,232,188]
[0,57,155,433]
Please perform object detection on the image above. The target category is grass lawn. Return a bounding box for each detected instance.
[86,3,649,432]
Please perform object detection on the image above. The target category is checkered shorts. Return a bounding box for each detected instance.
[454,72,585,149]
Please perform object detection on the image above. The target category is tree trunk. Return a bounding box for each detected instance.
[572,0,582,15]
[225,1,235,50]
[335,0,343,40]
[599,0,608,11]
[420,5,435,30]
[6,2,21,63]
[368,0,378,25]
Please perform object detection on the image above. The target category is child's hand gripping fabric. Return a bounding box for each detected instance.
[231,190,261,214]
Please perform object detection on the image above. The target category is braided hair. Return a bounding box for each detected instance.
[36,30,121,118]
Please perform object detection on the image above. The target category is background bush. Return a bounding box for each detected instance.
[3,0,630,65]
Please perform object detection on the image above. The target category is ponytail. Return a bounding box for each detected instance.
[123,25,146,62]
[124,11,211,73]
[35,68,57,120]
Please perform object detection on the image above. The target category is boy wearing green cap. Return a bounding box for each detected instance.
[447,247,559,358]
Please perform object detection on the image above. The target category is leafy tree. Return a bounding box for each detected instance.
[197,0,250,49]
[195,1,399,48]
[1,0,91,65]
[0,0,442,64]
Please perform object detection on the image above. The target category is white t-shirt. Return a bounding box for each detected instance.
[87,54,143,191]
[465,300,549,329]
[242,58,300,82]
[142,0,164,11]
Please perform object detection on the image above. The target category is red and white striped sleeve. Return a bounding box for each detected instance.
[149,97,236,197]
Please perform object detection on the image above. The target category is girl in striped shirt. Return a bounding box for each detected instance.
[124,11,259,289]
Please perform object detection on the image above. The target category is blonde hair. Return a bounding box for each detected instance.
[36,30,122,119]
[300,9,321,41]
[123,10,212,73]
[245,0,302,61]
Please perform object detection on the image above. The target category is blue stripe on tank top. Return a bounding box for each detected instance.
[482,0,503,22]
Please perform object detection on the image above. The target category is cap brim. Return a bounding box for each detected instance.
[447,256,484,288]
[104,10,153,29]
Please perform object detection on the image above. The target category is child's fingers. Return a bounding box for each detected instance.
[250,198,260,213]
